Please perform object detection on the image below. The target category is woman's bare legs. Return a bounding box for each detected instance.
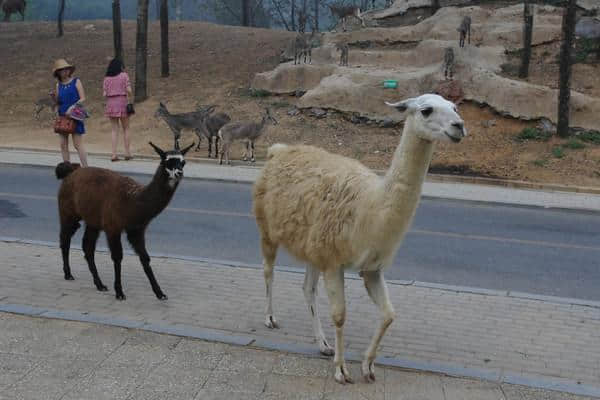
[120,116,131,158]
[72,133,88,167]
[110,117,120,159]
[59,134,70,162]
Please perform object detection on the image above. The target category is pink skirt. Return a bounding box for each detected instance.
[105,95,128,118]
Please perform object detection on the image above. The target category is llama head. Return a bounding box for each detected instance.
[385,94,466,144]
[149,141,194,186]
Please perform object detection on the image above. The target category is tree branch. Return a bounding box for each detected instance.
[270,0,291,30]
[219,0,240,20]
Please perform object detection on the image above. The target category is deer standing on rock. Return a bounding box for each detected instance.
[458,16,471,48]
[56,142,194,300]
[218,108,278,165]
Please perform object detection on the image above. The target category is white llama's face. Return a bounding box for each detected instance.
[386,94,467,144]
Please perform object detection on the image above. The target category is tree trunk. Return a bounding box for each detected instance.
[313,0,319,31]
[557,0,577,138]
[57,0,65,37]
[291,0,296,31]
[134,0,150,103]
[160,0,169,77]
[242,0,250,26]
[174,0,182,21]
[112,0,124,62]
[519,0,533,78]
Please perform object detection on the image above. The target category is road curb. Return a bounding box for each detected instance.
[1,146,599,195]
[1,303,598,398]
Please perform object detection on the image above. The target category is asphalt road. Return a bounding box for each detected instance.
[1,164,600,301]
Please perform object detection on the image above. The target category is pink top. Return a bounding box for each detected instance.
[103,72,131,97]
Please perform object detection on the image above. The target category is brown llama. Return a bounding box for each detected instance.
[55,142,194,300]
[2,0,26,21]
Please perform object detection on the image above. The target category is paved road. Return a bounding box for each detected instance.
[1,164,600,300]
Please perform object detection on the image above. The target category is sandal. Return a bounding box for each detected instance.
[124,155,133,161]
[111,156,120,162]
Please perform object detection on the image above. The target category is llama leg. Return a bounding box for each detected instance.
[361,270,395,383]
[262,237,279,328]
[323,268,353,384]
[82,225,107,291]
[59,220,81,280]
[106,233,126,300]
[303,266,334,355]
[126,229,167,300]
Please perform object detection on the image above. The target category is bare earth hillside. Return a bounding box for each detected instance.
[1,16,599,187]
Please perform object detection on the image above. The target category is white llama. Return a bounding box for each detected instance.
[253,94,466,384]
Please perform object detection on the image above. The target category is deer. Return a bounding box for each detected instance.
[34,96,57,119]
[218,108,278,165]
[155,102,215,150]
[328,3,365,32]
[336,42,349,66]
[2,0,26,21]
[194,104,232,158]
[443,47,455,79]
[458,16,471,48]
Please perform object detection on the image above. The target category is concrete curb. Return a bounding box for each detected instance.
[2,146,600,195]
[1,302,599,398]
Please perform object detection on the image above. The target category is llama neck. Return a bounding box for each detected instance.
[137,165,177,219]
[378,124,434,224]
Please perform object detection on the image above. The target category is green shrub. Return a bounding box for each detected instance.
[552,146,565,158]
[577,130,600,144]
[533,159,548,167]
[515,127,551,142]
[564,138,585,150]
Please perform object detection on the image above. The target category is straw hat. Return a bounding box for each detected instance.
[52,59,75,76]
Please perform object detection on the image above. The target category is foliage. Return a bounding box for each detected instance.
[515,127,551,142]
[532,159,548,167]
[564,138,585,150]
[551,146,565,158]
[575,38,600,64]
[577,130,600,144]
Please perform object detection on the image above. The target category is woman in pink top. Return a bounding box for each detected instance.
[103,58,133,161]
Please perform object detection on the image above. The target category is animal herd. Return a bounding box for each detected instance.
[55,93,467,384]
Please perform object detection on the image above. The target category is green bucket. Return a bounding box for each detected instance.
[383,80,398,89]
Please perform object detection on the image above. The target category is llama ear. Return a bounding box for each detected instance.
[149,141,166,159]
[385,99,416,114]
[180,142,195,156]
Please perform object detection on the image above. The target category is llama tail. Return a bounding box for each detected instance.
[55,162,80,180]
[266,143,288,160]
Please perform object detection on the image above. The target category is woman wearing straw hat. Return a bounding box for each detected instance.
[50,59,89,167]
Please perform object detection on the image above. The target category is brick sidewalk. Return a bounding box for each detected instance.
[1,241,599,397]
[2,312,592,400]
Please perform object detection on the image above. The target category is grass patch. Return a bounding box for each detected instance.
[552,146,565,159]
[515,127,551,142]
[533,159,548,167]
[577,130,600,144]
[240,88,271,98]
[564,138,586,150]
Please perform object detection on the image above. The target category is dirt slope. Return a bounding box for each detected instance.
[0,18,599,188]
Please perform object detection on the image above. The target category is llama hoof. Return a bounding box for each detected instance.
[319,340,335,356]
[64,274,75,281]
[361,360,376,383]
[115,293,126,301]
[265,315,280,329]
[334,364,354,385]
